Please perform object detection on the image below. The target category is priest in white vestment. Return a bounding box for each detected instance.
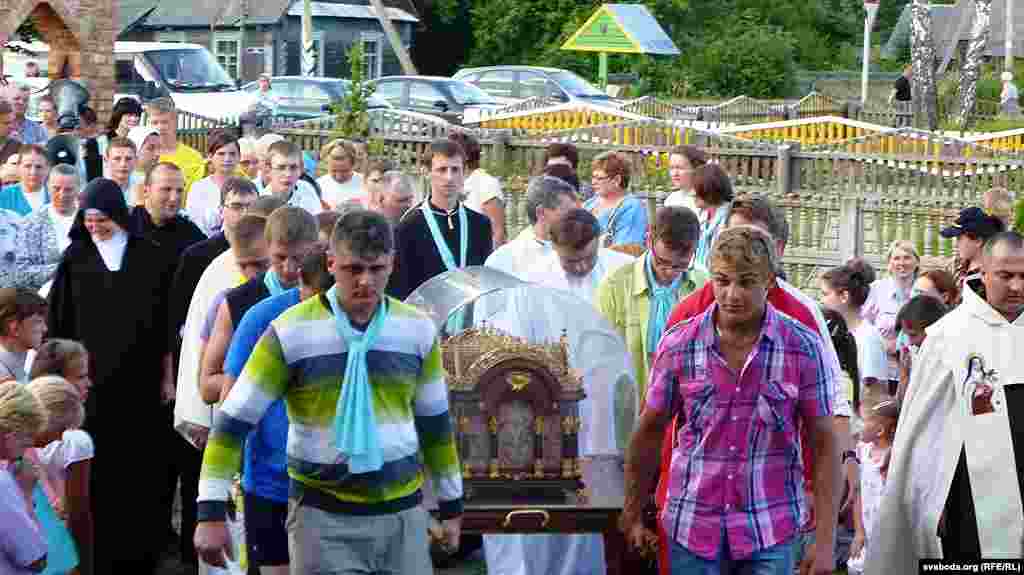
[484,175,578,280]
[513,209,634,575]
[481,177,590,575]
[868,232,1024,571]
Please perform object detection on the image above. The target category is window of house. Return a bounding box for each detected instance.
[361,33,384,79]
[214,32,242,79]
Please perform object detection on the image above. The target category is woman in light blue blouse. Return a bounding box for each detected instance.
[691,163,734,270]
[582,150,648,250]
[0,144,49,216]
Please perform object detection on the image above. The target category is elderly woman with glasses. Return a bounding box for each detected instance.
[582,151,648,251]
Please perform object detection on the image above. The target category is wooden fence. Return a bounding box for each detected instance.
[190,111,1021,291]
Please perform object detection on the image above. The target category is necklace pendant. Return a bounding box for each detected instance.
[448,216,454,230]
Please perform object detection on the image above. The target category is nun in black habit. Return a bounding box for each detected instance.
[47,178,178,573]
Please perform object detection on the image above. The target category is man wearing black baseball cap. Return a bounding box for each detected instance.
[940,207,1005,288]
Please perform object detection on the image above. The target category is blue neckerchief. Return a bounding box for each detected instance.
[326,285,388,474]
[645,252,683,355]
[263,270,286,296]
[421,200,468,270]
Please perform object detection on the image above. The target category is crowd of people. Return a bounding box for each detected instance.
[0,69,1021,575]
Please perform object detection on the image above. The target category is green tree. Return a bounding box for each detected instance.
[688,11,796,98]
[334,42,374,140]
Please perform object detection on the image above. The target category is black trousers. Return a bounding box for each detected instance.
[159,407,202,568]
[940,449,982,559]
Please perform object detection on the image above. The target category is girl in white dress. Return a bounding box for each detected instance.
[847,400,899,574]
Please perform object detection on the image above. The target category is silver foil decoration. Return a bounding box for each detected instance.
[959,0,992,130]
[911,0,939,130]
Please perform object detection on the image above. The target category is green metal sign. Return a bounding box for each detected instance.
[561,4,680,55]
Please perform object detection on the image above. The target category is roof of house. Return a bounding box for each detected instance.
[139,0,418,28]
[284,2,418,23]
[885,0,1024,59]
[119,0,161,34]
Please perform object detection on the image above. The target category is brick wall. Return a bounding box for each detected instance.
[1,0,116,123]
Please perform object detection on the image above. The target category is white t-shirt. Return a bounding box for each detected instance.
[259,180,323,215]
[47,206,75,252]
[37,429,95,483]
[663,190,698,213]
[186,176,223,237]
[317,173,365,210]
[463,169,503,213]
[853,321,889,384]
[23,189,46,212]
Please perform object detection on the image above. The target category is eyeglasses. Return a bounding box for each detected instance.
[238,160,256,166]
[224,202,252,212]
[650,241,691,272]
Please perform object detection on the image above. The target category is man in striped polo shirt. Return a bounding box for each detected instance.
[194,209,463,573]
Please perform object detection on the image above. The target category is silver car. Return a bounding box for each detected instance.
[452,66,613,105]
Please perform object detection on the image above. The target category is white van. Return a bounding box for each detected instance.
[4,41,253,123]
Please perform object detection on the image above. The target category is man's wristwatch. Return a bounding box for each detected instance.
[841,449,860,465]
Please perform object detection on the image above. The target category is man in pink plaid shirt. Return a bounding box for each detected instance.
[622,226,841,575]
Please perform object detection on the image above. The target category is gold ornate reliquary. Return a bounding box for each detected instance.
[442,325,585,502]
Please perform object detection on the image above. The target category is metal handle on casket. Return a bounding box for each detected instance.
[502,509,551,529]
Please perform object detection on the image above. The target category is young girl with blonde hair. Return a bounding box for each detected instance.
[0,380,49,574]
[847,400,900,574]
[26,376,93,575]
[29,340,91,403]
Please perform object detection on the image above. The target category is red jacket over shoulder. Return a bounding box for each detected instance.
[654,281,821,572]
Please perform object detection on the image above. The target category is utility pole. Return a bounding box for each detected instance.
[369,0,417,75]
[862,0,880,104]
[1006,0,1015,71]
[302,0,316,76]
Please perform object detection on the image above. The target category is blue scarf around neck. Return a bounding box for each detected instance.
[263,270,286,296]
[421,200,468,270]
[645,252,684,355]
[326,285,389,474]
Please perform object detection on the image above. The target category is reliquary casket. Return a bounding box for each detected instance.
[442,325,585,502]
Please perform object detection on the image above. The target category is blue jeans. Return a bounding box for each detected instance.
[669,531,796,575]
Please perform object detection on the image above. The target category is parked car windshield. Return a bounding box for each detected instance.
[551,70,606,98]
[145,49,236,91]
[446,81,497,106]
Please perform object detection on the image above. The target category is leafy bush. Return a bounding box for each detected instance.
[333,43,374,140]
[687,12,797,98]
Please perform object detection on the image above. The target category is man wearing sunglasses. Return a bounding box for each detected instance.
[597,206,706,407]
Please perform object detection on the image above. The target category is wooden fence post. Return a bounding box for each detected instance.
[777,142,799,195]
[838,195,862,262]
